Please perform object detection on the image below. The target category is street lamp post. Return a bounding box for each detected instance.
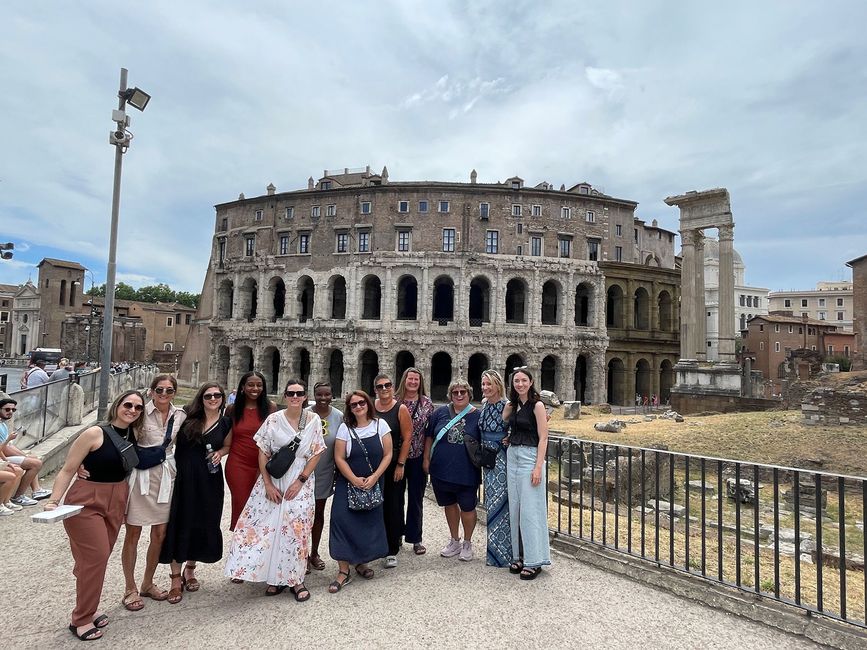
[97,68,150,419]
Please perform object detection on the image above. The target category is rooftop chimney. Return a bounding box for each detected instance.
[470,169,477,184]
[308,177,315,190]
[266,183,276,196]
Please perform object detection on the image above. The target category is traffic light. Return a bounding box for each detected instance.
[0,242,13,260]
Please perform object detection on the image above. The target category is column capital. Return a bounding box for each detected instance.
[718,224,734,240]
[680,228,703,247]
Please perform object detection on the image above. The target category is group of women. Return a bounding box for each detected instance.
[45,366,551,642]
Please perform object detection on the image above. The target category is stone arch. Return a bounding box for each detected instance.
[430,351,452,401]
[575,282,594,326]
[541,354,558,392]
[658,290,673,332]
[237,345,254,375]
[359,349,379,395]
[215,345,230,388]
[395,350,416,383]
[505,278,528,324]
[634,287,650,330]
[217,279,234,319]
[239,277,258,321]
[432,275,454,322]
[297,275,315,323]
[606,357,627,405]
[644,253,661,267]
[295,347,311,387]
[328,349,345,398]
[635,358,651,401]
[261,345,280,390]
[468,275,491,326]
[659,359,674,403]
[606,284,624,328]
[397,274,418,320]
[541,279,560,325]
[467,352,490,401]
[362,275,382,320]
[329,275,347,319]
[267,276,285,321]
[574,354,589,404]
[504,353,525,383]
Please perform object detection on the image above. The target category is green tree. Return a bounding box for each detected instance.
[114,282,137,301]
[174,291,199,309]
[136,283,176,303]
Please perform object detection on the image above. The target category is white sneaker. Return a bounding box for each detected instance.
[440,538,462,558]
[4,501,22,511]
[383,555,398,569]
[459,540,474,562]
[31,489,52,500]
[0,505,16,516]
[11,495,38,507]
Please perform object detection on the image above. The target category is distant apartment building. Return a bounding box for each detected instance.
[0,283,15,355]
[768,281,853,331]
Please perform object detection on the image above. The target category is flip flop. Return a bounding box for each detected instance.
[93,615,109,629]
[69,624,102,641]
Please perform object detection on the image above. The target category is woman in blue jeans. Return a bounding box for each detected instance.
[502,368,551,579]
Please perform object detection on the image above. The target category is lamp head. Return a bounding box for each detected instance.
[122,87,151,111]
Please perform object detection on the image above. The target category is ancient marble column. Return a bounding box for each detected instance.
[695,233,707,361]
[679,229,698,360]
[718,223,736,363]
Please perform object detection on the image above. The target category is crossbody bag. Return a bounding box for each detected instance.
[346,420,384,511]
[265,410,308,479]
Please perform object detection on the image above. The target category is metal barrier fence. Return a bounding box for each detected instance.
[546,435,866,629]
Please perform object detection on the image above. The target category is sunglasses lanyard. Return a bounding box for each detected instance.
[430,404,473,457]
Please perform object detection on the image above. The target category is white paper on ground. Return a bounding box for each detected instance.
[31,504,83,524]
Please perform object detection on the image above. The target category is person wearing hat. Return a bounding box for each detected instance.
[0,393,51,506]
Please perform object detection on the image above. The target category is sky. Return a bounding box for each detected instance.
[1,1,866,294]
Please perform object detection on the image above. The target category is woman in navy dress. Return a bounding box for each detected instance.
[328,390,392,592]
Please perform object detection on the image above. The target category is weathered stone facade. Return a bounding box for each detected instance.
[846,254,866,370]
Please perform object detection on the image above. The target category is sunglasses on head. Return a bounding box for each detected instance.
[203,392,223,401]
[153,387,176,395]
[349,400,367,409]
[375,382,392,391]
[284,390,306,398]
[122,401,144,412]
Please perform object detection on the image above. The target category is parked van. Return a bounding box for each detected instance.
[29,348,63,374]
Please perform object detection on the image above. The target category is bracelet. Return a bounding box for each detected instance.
[397,461,405,467]
[46,499,59,505]
[298,474,308,483]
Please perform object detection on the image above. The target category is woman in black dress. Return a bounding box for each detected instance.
[159,382,231,596]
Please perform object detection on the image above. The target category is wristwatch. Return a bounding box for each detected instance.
[397,461,405,467]
[298,474,308,483]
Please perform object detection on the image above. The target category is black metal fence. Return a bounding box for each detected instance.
[546,435,866,629]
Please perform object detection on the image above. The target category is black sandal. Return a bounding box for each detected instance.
[509,560,524,574]
[328,570,352,593]
[520,566,542,580]
[291,583,311,602]
[92,614,109,629]
[68,624,102,641]
[355,563,375,579]
[265,584,287,596]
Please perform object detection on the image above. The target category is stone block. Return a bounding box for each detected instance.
[563,401,582,420]
[687,480,715,497]
[650,499,686,517]
[800,404,820,411]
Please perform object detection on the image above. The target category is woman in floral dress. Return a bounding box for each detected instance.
[224,379,325,601]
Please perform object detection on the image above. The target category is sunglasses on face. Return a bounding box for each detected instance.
[451,389,468,396]
[1,407,16,413]
[349,400,367,409]
[284,390,306,398]
[122,402,144,412]
[375,382,392,391]
[203,393,223,401]
[153,387,176,395]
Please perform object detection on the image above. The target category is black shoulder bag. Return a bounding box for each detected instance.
[135,414,175,470]
[265,410,308,479]
[465,406,497,469]
[100,424,139,474]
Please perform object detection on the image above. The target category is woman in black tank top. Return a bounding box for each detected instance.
[43,390,145,641]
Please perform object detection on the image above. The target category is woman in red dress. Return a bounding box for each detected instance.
[224,371,277,533]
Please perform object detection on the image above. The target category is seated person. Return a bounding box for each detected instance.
[0,460,25,515]
[0,394,50,506]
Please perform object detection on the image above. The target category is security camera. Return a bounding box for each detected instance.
[109,130,129,146]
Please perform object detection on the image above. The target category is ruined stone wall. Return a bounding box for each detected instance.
[800,387,867,425]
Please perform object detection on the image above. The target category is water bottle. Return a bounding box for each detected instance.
[205,444,219,474]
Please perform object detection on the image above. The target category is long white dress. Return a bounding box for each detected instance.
[224,410,325,586]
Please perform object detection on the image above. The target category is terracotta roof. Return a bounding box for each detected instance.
[0,283,18,293]
[37,258,85,270]
[750,313,836,328]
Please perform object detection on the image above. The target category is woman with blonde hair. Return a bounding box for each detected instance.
[479,369,512,567]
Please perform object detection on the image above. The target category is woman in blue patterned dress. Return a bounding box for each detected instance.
[479,370,512,567]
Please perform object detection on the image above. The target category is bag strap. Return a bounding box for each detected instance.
[101,424,133,455]
[160,414,176,449]
[430,404,473,457]
[348,420,377,473]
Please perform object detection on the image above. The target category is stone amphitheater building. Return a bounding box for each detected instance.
[190,167,680,404]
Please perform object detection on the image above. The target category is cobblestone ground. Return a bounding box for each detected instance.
[2,477,819,649]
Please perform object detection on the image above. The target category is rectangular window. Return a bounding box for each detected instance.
[279,235,289,255]
[516,245,523,255]
[755,297,761,308]
[326,204,336,217]
[285,207,294,219]
[802,312,808,317]
[784,299,791,308]
[336,232,348,253]
[739,295,746,307]
[615,224,622,237]
[586,210,595,223]
[358,231,370,253]
[828,345,834,354]
[561,207,571,219]
[788,325,793,333]
[559,238,572,258]
[837,298,844,307]
[587,240,599,261]
[245,235,255,256]
[218,239,226,267]
[166,317,173,327]
[397,230,411,252]
[321,181,332,190]
[0,311,8,323]
[759,324,764,332]
[774,324,780,332]
[516,223,523,234]
[418,200,429,213]
[615,245,623,262]
[442,228,456,252]
[837,311,844,320]
[221,217,228,230]
[185,314,191,325]
[399,200,409,213]
[818,311,826,320]
[530,236,542,257]
[818,298,826,307]
[311,206,321,218]
[775,341,780,352]
[512,204,522,217]
[760,341,764,350]
[532,204,541,217]
[801,299,808,308]
[485,230,499,254]
[298,233,310,254]
[845,345,850,356]
[360,201,371,215]
[634,228,639,243]
[254,209,263,221]
[438,201,450,213]
[479,203,490,219]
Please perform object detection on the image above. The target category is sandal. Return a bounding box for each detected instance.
[230,578,244,584]
[121,590,144,611]
[68,624,102,641]
[265,585,287,596]
[308,554,326,571]
[520,566,542,580]
[328,570,352,593]
[140,583,168,601]
[355,563,375,579]
[413,543,427,556]
[93,614,109,629]
[509,560,524,575]
[183,564,200,592]
[291,583,310,602]
[167,573,183,604]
